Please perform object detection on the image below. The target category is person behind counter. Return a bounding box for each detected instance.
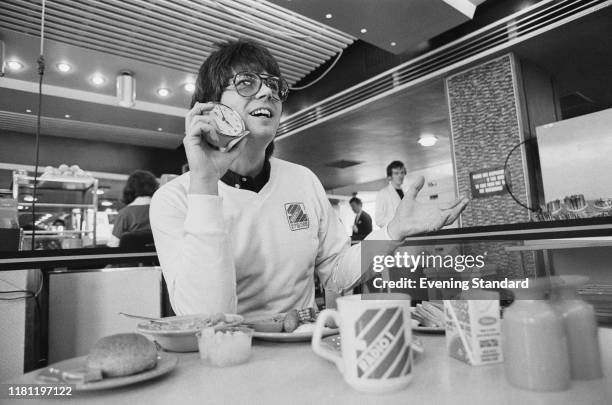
[375,160,407,228]
[150,38,469,317]
[349,197,372,242]
[107,170,159,247]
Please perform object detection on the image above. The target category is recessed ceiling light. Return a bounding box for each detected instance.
[360,28,367,34]
[101,200,113,207]
[157,127,163,131]
[96,189,105,195]
[325,13,332,19]
[64,114,70,118]
[391,42,397,47]
[91,73,107,86]
[184,83,195,93]
[157,88,171,97]
[56,62,72,73]
[7,60,24,71]
[26,108,32,113]
[418,134,438,147]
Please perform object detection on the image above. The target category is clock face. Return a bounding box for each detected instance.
[211,103,245,137]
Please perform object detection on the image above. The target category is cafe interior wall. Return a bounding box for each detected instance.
[0,130,186,187]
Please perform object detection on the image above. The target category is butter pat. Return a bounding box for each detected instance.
[444,299,503,366]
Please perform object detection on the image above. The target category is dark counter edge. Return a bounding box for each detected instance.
[0,246,158,271]
[400,217,612,245]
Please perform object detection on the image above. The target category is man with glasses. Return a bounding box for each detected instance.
[150,39,468,317]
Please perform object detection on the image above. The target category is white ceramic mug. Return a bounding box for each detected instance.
[312,293,413,393]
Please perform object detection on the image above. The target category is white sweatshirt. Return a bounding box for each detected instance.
[150,158,388,318]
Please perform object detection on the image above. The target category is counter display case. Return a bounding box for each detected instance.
[12,171,99,249]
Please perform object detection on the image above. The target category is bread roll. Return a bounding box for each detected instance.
[86,333,157,377]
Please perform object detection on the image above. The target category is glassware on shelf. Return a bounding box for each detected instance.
[502,278,571,391]
[12,170,99,248]
[551,275,603,380]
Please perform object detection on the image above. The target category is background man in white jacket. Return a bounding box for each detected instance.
[375,161,407,228]
[150,40,468,317]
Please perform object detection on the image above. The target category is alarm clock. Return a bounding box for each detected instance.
[211,103,246,137]
[206,103,249,151]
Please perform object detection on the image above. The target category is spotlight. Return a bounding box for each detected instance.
[184,83,195,93]
[91,73,107,86]
[418,134,438,147]
[157,88,170,97]
[56,62,72,73]
[7,60,24,71]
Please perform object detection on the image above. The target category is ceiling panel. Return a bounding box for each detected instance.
[0,0,354,85]
[0,0,355,149]
[267,0,484,54]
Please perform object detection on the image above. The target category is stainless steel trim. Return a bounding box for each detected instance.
[48,265,162,274]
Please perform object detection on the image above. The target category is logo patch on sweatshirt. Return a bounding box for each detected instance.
[285,202,309,231]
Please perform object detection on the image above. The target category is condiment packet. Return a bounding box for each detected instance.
[444,296,503,366]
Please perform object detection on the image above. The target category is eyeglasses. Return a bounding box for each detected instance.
[227,71,289,102]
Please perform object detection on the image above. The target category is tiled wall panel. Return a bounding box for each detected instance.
[446,54,536,278]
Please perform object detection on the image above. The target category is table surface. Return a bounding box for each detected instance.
[4,329,612,405]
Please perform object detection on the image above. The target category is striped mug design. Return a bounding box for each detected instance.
[312,293,413,393]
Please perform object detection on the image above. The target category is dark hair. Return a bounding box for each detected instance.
[191,38,281,159]
[122,170,159,205]
[349,197,362,205]
[386,161,405,177]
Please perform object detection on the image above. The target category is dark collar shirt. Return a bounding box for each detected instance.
[220,159,271,193]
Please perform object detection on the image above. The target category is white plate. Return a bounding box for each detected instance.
[253,327,338,342]
[36,352,178,391]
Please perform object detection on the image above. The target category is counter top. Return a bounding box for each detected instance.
[4,329,612,405]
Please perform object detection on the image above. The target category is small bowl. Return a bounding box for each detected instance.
[196,326,253,367]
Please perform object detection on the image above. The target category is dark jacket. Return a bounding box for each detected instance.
[351,210,373,241]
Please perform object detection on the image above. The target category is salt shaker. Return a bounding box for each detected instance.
[551,275,602,380]
[502,278,571,391]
